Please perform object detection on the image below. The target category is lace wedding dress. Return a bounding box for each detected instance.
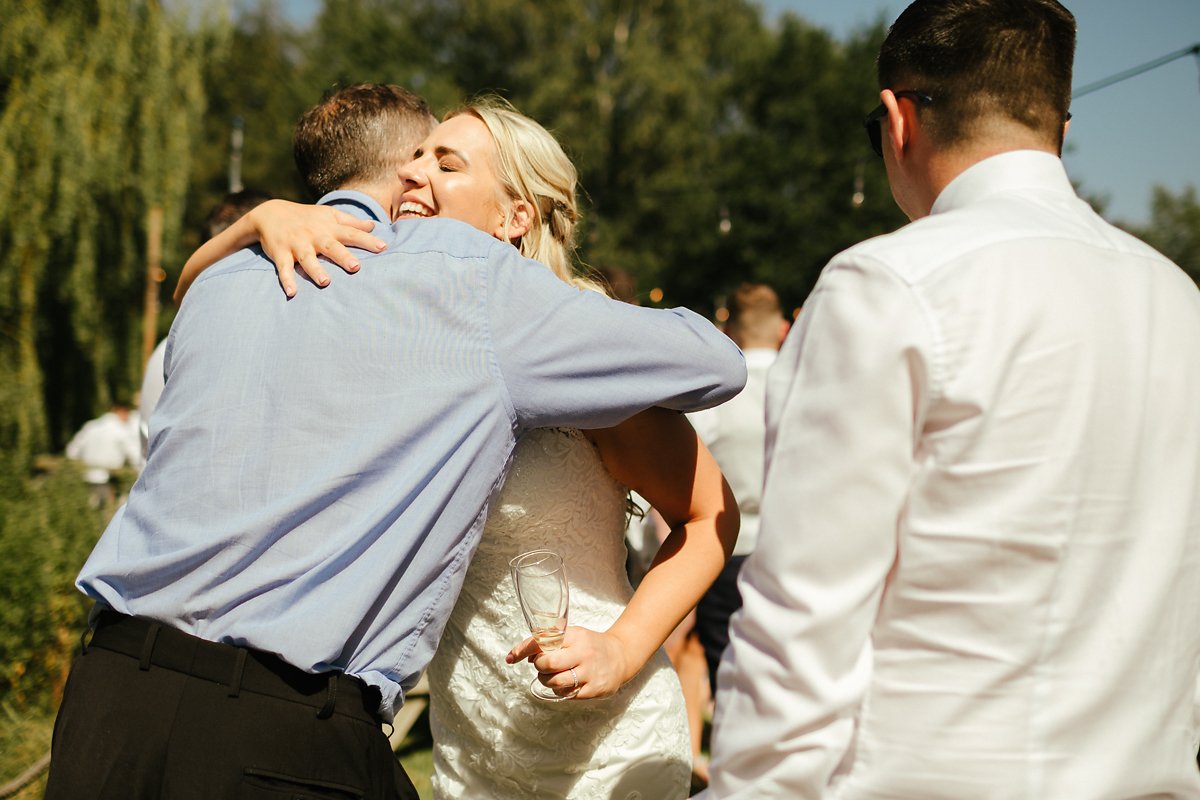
[428,428,691,799]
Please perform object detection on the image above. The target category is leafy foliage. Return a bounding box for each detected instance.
[6,0,1196,466]
[216,0,908,315]
[1133,185,1200,287]
[0,466,113,710]
[0,0,220,471]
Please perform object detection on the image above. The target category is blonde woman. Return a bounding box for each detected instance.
[178,98,737,799]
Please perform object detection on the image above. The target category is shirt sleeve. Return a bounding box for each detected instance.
[487,247,747,430]
[703,255,931,798]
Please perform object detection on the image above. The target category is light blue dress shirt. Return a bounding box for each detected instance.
[77,191,746,719]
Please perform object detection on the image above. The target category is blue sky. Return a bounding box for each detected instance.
[764,0,1200,225]
[280,0,1198,225]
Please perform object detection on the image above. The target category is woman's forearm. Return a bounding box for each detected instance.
[588,406,739,685]
[174,210,265,305]
[173,199,381,304]
[607,506,737,683]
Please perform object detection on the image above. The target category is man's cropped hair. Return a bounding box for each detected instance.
[293,83,436,199]
[878,0,1075,150]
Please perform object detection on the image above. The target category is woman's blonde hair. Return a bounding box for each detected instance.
[447,97,603,292]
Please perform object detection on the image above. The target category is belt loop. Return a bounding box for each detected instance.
[317,673,337,719]
[139,622,162,671]
[80,607,106,655]
[228,648,248,698]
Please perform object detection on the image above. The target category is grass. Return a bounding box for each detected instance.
[0,704,54,800]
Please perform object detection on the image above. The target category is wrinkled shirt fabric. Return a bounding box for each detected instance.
[78,191,746,720]
[705,151,1200,799]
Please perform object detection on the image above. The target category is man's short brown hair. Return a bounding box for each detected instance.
[293,84,436,199]
[726,283,784,347]
[878,0,1075,152]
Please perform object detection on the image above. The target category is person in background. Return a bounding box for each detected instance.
[702,0,1200,797]
[65,400,141,508]
[687,282,787,695]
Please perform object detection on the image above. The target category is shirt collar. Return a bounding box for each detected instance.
[930,150,1075,217]
[317,190,389,224]
[742,348,779,368]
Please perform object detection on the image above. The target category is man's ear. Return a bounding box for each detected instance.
[881,89,911,161]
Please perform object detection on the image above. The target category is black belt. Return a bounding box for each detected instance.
[86,610,382,724]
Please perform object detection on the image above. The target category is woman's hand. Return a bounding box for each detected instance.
[505,626,636,700]
[251,200,386,297]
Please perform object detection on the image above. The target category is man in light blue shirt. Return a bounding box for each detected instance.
[47,84,746,800]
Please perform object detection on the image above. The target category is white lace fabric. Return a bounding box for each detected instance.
[429,428,691,799]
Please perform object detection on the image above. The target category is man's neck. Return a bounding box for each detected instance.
[921,124,1061,217]
[339,182,401,222]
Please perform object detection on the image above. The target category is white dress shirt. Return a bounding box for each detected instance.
[65,410,142,484]
[689,347,777,556]
[705,151,1200,799]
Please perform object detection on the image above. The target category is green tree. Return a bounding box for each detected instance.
[289,1,912,313]
[289,0,774,311]
[545,0,773,311]
[0,0,220,465]
[1134,185,1200,287]
[708,15,908,315]
[185,0,312,239]
[300,0,463,113]
[0,0,218,471]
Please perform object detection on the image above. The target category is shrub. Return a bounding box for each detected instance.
[0,463,113,710]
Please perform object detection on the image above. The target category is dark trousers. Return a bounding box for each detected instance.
[694,554,747,697]
[45,612,418,800]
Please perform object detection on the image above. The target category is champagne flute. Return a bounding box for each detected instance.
[509,549,576,701]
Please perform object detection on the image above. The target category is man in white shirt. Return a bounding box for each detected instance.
[65,402,141,507]
[703,1,1200,797]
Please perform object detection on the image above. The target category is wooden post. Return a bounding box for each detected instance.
[142,206,164,370]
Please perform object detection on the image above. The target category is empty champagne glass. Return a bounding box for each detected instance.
[509,549,576,701]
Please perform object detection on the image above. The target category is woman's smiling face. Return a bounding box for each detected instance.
[397,114,511,240]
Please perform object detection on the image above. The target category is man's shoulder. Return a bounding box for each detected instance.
[195,245,274,284]
[385,218,509,263]
[832,189,1078,285]
[375,219,562,294]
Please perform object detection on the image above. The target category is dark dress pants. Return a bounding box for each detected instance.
[45,615,419,800]
[694,554,747,697]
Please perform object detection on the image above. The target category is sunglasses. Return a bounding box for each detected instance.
[864,90,934,157]
[863,91,1072,157]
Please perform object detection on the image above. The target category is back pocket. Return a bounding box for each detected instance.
[241,767,364,799]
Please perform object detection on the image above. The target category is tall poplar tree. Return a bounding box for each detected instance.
[0,0,220,473]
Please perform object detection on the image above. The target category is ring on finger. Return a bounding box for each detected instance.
[569,667,579,690]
